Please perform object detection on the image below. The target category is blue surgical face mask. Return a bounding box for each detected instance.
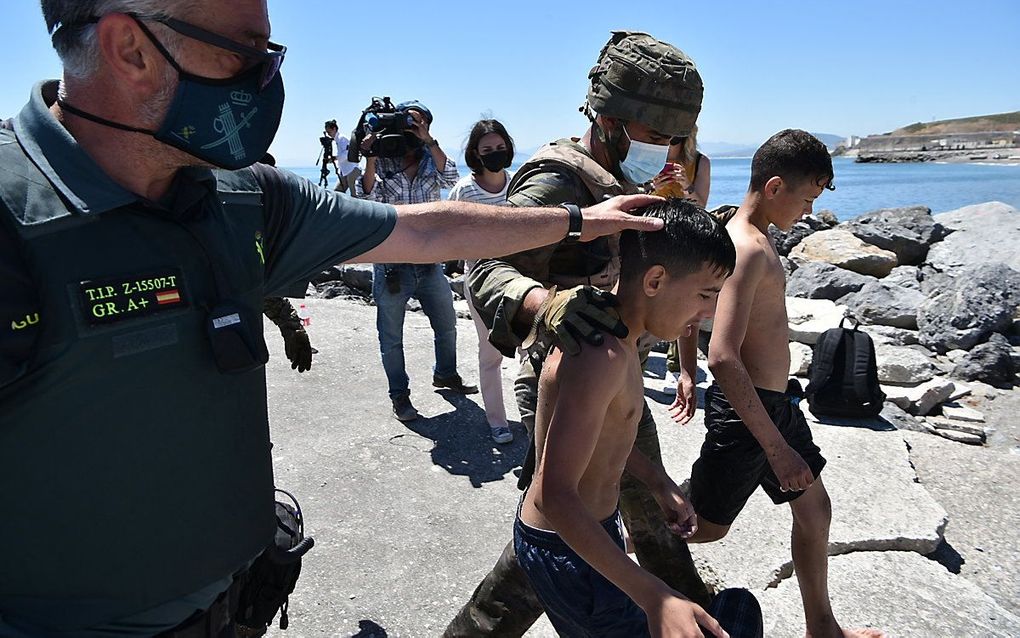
[58,17,285,171]
[618,124,669,185]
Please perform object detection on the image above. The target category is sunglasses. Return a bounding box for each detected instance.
[84,13,286,91]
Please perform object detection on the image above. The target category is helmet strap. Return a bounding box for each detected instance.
[593,116,627,178]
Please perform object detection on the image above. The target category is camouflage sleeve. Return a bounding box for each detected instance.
[263,296,303,335]
[466,166,589,356]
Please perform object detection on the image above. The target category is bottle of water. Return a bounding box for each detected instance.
[297,303,311,327]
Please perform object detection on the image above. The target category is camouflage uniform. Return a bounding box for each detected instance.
[263,297,303,334]
[445,138,710,637]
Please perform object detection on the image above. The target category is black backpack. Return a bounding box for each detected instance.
[805,317,886,418]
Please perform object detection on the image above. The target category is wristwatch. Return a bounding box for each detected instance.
[560,203,583,243]
[424,138,439,147]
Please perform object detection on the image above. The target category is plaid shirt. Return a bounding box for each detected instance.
[356,153,459,204]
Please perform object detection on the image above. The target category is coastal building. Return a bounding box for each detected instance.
[857,130,1020,162]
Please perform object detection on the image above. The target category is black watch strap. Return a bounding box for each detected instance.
[561,203,583,243]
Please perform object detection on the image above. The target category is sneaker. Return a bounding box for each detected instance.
[432,373,479,395]
[391,395,419,421]
[490,425,513,444]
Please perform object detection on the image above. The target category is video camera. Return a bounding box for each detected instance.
[347,97,420,162]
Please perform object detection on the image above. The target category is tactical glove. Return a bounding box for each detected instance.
[283,328,313,372]
[531,285,628,355]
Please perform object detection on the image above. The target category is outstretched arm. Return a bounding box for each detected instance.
[351,194,664,265]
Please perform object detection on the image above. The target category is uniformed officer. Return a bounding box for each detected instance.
[446,31,713,637]
[0,4,663,635]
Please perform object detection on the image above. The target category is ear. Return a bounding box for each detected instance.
[95,14,165,92]
[598,116,621,136]
[764,176,784,200]
[642,265,666,297]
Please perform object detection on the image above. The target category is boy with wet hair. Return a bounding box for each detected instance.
[515,198,735,637]
[686,129,884,638]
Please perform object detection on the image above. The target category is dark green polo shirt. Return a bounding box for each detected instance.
[0,81,397,637]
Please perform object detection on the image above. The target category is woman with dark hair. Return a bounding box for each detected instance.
[448,119,516,444]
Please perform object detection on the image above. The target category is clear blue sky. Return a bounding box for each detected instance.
[2,1,1017,166]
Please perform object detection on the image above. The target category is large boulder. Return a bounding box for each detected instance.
[929,202,1020,272]
[917,263,1020,353]
[769,221,816,256]
[952,333,1017,388]
[785,262,875,301]
[875,343,936,386]
[844,205,948,265]
[843,281,926,329]
[340,264,374,292]
[789,342,812,377]
[768,214,839,257]
[865,324,920,346]
[790,229,898,277]
[786,297,848,345]
[883,265,922,292]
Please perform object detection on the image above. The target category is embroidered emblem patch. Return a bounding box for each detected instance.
[78,269,188,325]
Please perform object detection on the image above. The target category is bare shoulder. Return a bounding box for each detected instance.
[726,222,771,277]
[550,337,630,389]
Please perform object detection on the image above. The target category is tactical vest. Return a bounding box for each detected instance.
[508,139,632,290]
[0,131,275,630]
[509,140,660,353]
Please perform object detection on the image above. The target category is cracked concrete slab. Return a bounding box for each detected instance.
[759,552,1020,637]
[680,425,948,592]
[258,299,1004,637]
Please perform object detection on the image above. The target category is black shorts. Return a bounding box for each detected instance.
[690,381,826,526]
[514,510,650,637]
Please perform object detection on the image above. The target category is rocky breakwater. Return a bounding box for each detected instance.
[780,202,1020,446]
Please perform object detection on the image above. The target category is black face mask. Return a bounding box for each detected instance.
[58,16,285,170]
[479,150,510,173]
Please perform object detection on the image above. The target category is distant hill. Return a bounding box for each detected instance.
[700,141,758,158]
[890,111,1020,136]
[811,133,846,149]
[703,132,844,157]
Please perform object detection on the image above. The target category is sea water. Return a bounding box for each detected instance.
[285,157,1020,221]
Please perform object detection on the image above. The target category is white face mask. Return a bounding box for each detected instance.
[618,123,669,185]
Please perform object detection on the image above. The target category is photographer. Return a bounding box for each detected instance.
[355,101,476,421]
[323,119,362,194]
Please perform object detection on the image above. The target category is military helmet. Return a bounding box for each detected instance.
[585,31,703,137]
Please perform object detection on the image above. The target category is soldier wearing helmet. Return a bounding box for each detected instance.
[446,31,716,637]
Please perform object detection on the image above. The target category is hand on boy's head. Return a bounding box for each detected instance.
[579,194,665,242]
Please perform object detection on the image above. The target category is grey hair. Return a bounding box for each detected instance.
[42,0,196,79]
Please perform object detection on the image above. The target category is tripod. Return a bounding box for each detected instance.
[316,135,339,188]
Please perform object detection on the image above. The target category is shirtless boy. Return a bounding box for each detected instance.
[686,129,883,638]
[515,199,735,637]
